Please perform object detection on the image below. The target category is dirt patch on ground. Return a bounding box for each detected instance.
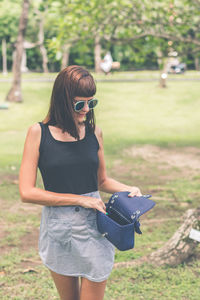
[0,197,9,210]
[8,201,42,214]
[19,228,40,252]
[0,173,18,185]
[110,145,200,202]
[124,145,200,171]
[0,226,39,252]
[0,221,8,241]
[0,226,41,269]
[0,196,42,215]
[19,229,42,269]
[19,258,42,270]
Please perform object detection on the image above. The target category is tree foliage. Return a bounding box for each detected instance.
[0,0,200,72]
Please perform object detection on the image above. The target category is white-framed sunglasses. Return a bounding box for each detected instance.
[73,98,98,112]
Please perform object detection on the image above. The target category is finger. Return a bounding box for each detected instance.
[128,191,142,197]
[99,199,106,211]
[98,204,107,214]
[128,193,134,197]
[128,192,136,197]
[136,189,142,196]
[98,207,107,214]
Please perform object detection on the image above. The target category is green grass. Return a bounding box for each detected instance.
[0,71,200,299]
[1,77,200,167]
[105,262,200,300]
[0,70,200,80]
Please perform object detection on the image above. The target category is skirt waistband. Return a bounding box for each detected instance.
[42,190,101,220]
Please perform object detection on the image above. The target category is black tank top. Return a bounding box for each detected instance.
[38,122,99,195]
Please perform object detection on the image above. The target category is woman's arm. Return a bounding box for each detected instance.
[18,123,106,213]
[95,126,142,197]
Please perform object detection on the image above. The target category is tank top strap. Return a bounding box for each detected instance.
[38,122,47,153]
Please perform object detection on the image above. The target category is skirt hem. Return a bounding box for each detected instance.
[41,259,113,282]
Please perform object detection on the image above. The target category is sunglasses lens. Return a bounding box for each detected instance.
[89,99,98,109]
[74,101,85,111]
[74,99,98,112]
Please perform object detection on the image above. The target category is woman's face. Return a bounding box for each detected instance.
[73,96,94,124]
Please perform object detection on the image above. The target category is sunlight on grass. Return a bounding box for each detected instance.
[0,72,200,300]
[1,76,200,167]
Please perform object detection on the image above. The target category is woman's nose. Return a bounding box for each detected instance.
[82,102,90,112]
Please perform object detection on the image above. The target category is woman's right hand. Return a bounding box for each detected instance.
[80,197,107,214]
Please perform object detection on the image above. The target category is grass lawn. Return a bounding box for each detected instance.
[0,71,200,299]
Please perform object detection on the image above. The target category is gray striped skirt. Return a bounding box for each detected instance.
[38,191,115,282]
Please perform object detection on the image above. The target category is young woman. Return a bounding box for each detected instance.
[19,65,142,300]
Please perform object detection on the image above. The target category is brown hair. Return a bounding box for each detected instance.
[43,65,96,140]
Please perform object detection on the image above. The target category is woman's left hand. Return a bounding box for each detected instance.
[127,186,142,197]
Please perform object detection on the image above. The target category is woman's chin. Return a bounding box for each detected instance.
[76,114,86,124]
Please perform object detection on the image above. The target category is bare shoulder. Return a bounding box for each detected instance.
[95,125,103,138]
[28,122,41,133]
[26,122,41,145]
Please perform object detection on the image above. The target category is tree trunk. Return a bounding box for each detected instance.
[6,0,30,102]
[156,47,163,68]
[159,58,169,88]
[94,35,102,73]
[2,38,8,75]
[21,49,28,72]
[160,73,167,88]
[194,56,200,71]
[38,16,49,73]
[114,207,200,269]
[156,47,168,88]
[61,44,71,70]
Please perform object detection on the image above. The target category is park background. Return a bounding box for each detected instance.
[0,0,200,299]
